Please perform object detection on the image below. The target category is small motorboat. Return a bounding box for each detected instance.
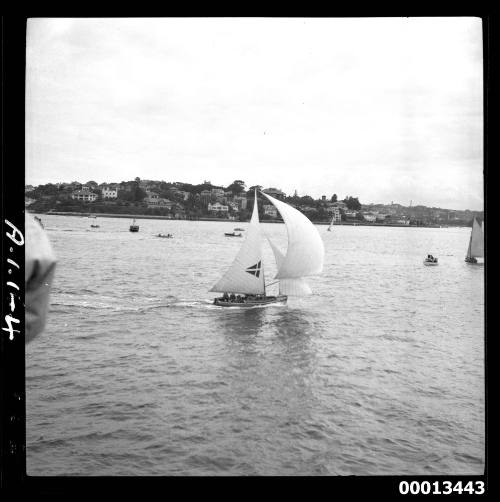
[129,219,139,232]
[423,254,438,265]
[157,233,173,238]
[225,232,242,237]
[90,224,100,228]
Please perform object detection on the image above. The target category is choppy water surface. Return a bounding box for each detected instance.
[26,215,485,475]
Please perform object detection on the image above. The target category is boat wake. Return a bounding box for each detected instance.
[50,293,229,313]
[50,293,179,313]
[169,300,213,308]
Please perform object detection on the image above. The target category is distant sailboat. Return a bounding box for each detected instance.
[465,217,484,263]
[129,219,139,232]
[211,190,324,307]
[327,214,335,231]
[34,216,44,228]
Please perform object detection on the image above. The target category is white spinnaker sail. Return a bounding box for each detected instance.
[261,192,324,280]
[266,235,312,295]
[210,193,265,294]
[279,278,313,296]
[468,218,484,258]
[267,235,285,270]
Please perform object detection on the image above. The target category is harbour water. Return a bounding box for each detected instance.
[26,215,485,476]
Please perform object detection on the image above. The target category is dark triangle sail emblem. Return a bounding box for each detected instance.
[246,260,262,278]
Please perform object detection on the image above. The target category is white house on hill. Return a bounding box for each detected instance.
[208,202,228,213]
[101,186,118,199]
[72,190,97,202]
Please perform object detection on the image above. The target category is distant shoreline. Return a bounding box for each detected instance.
[32,211,449,228]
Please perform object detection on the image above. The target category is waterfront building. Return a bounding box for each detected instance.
[363,212,377,222]
[211,187,225,197]
[101,186,118,199]
[167,187,188,200]
[208,202,229,213]
[326,206,341,223]
[145,192,160,206]
[233,195,247,210]
[158,199,176,209]
[71,190,97,202]
[146,192,176,209]
[263,204,278,218]
[171,206,187,218]
[333,201,348,210]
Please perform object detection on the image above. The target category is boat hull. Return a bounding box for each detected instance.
[423,260,438,266]
[465,257,483,264]
[214,295,287,307]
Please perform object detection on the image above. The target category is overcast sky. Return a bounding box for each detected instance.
[25,17,483,210]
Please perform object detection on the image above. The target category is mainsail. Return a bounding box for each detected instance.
[210,192,265,294]
[262,191,324,295]
[466,217,484,259]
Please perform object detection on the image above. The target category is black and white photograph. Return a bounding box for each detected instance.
[12,16,487,483]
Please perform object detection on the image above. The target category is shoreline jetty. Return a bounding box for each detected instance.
[35,211,443,228]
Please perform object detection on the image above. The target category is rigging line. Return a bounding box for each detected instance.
[265,280,279,287]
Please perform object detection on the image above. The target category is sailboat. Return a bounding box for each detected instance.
[129,218,139,232]
[211,190,324,307]
[327,213,335,231]
[465,217,484,263]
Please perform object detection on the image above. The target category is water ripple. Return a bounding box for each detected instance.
[26,216,485,476]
